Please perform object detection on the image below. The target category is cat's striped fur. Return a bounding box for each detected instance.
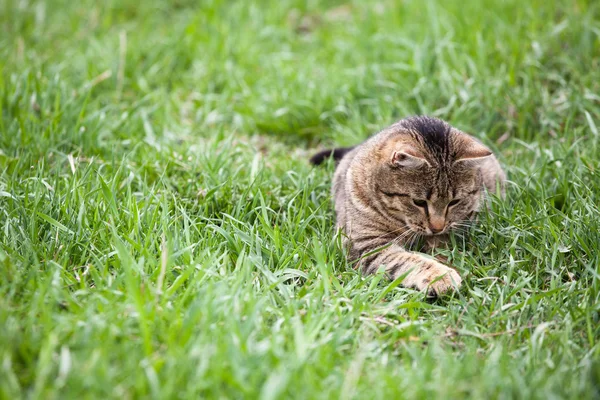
[312,116,505,296]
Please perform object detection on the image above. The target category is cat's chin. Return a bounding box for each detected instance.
[410,228,447,237]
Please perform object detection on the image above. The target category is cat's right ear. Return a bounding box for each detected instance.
[391,150,430,168]
[454,133,493,163]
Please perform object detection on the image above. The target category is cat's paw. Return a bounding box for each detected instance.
[415,263,462,297]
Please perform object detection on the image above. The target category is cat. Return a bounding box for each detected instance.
[311,116,506,296]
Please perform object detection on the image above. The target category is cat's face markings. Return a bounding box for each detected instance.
[374,124,494,236]
[406,188,480,235]
[405,189,449,235]
[379,164,484,236]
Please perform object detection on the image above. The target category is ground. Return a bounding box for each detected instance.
[1,0,600,398]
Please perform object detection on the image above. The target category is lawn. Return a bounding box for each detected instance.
[1,0,600,398]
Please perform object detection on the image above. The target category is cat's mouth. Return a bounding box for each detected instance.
[408,224,448,237]
[425,230,447,237]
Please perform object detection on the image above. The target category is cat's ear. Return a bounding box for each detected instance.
[454,135,493,163]
[391,150,430,168]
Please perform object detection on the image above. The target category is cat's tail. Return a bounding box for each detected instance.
[309,147,354,166]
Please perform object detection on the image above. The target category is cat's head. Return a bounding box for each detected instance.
[371,116,495,236]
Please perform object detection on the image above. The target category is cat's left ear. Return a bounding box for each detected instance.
[391,149,430,168]
[454,134,493,163]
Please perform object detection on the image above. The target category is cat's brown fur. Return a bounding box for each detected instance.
[312,116,505,296]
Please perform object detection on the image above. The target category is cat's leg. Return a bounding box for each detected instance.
[358,243,462,296]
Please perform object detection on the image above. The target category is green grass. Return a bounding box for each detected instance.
[1,0,600,398]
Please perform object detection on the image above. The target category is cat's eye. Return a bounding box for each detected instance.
[413,199,427,208]
[448,199,461,207]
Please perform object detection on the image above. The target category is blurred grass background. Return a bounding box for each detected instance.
[1,0,600,398]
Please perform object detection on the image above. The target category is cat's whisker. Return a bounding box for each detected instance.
[402,230,421,250]
[391,229,416,247]
[377,225,412,243]
[449,226,470,235]
[451,223,473,231]
[413,233,422,245]
[397,228,421,247]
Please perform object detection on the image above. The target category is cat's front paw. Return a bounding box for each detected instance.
[413,262,462,296]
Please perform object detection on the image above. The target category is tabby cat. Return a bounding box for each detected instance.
[311,116,505,296]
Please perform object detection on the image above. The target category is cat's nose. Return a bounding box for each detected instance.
[429,218,445,234]
[429,225,443,234]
